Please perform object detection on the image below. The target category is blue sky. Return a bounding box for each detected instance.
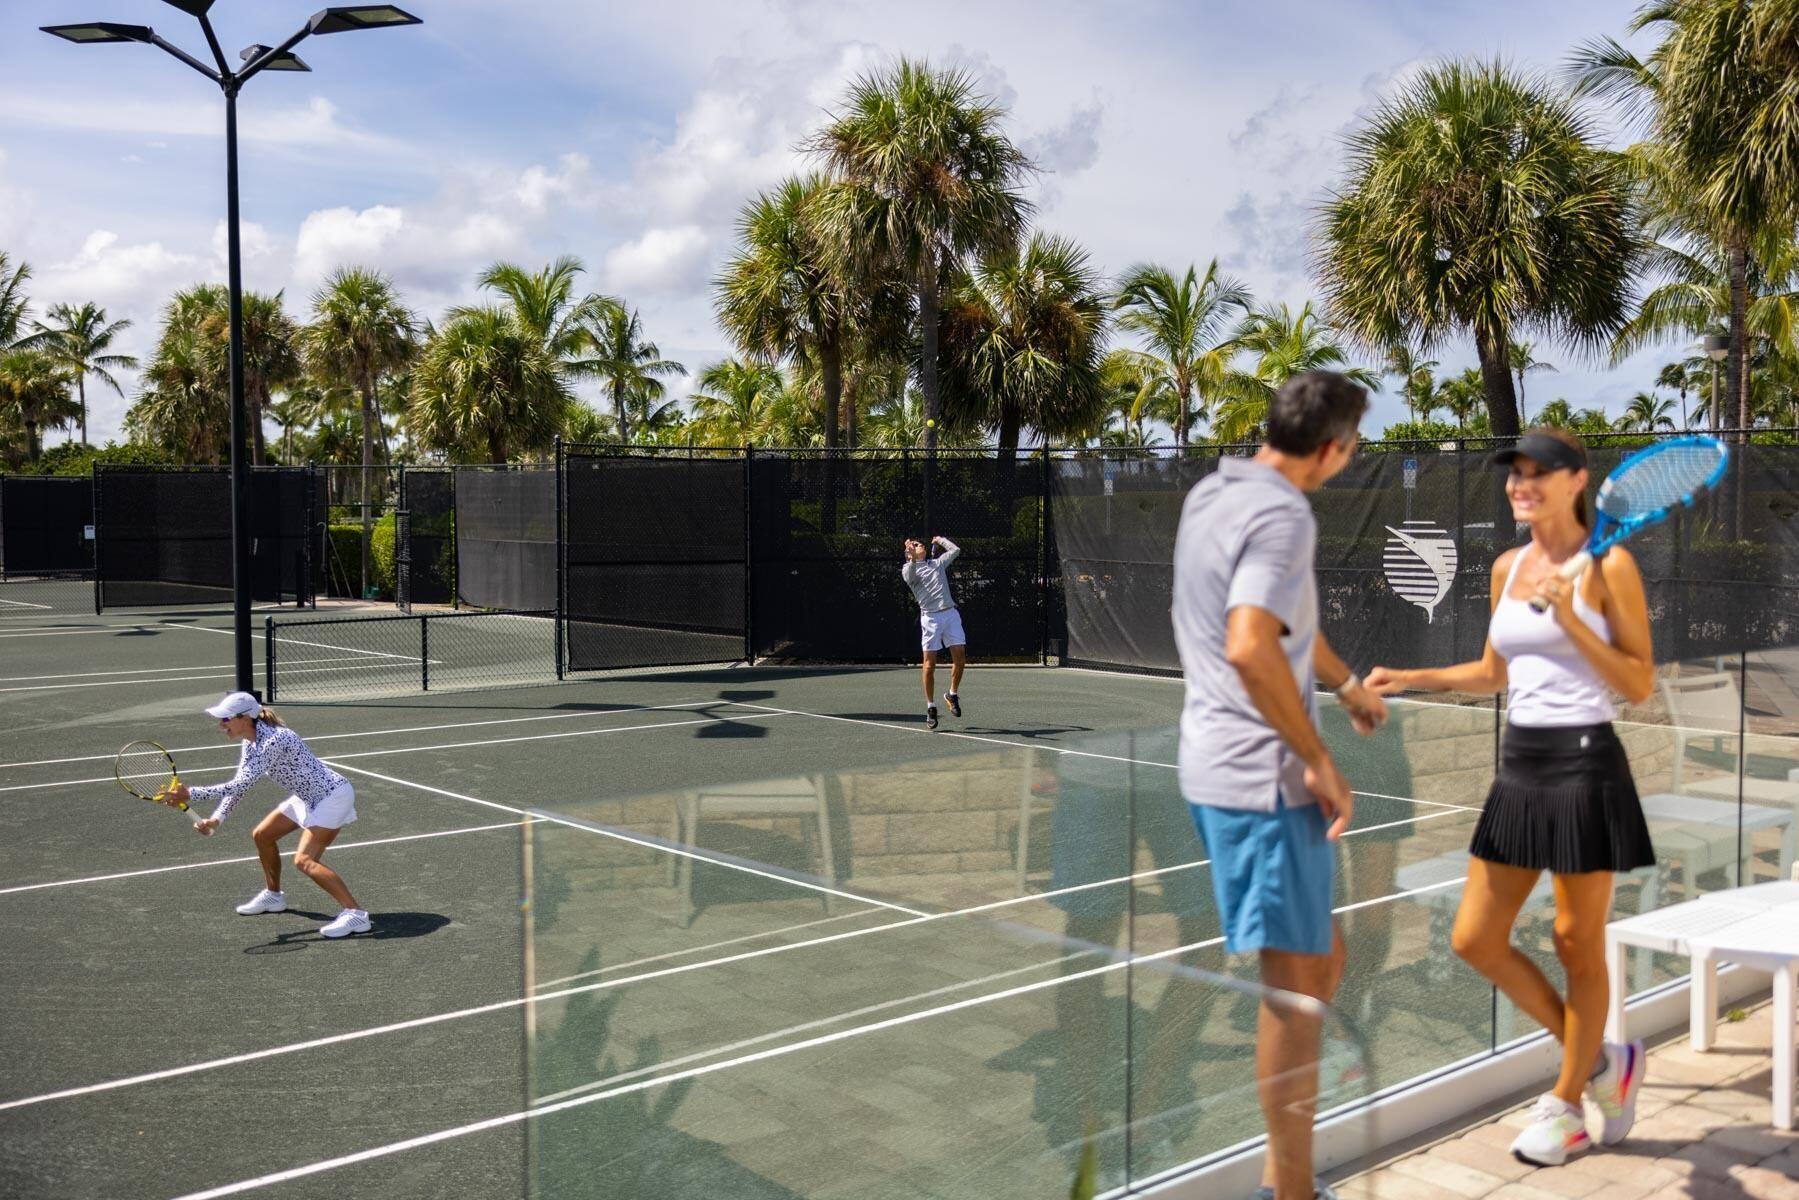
[3,0,1672,446]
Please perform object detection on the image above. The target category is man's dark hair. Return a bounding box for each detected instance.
[1265,370,1369,455]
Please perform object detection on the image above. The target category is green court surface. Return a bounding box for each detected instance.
[0,603,1702,1200]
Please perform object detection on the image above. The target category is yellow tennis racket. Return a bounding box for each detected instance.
[115,740,208,830]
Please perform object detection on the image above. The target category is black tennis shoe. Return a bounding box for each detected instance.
[925,705,940,731]
[946,692,961,718]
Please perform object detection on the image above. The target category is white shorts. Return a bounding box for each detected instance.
[276,782,357,830]
[920,606,967,652]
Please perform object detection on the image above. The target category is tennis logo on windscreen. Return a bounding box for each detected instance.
[1382,523,1458,623]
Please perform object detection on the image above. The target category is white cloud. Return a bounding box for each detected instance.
[212,220,277,266]
[41,230,198,310]
[603,226,712,297]
[0,90,408,155]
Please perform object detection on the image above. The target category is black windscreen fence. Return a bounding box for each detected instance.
[1047,442,1799,677]
[455,465,556,611]
[401,467,455,606]
[747,450,1045,662]
[95,467,317,610]
[562,448,747,671]
[0,476,93,576]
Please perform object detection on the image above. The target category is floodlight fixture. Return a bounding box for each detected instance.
[159,0,218,16]
[240,43,312,72]
[40,22,154,44]
[1704,334,1731,363]
[308,6,422,35]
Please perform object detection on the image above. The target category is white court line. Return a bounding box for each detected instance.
[728,701,1486,815]
[0,820,532,896]
[533,910,879,991]
[167,622,417,663]
[0,656,370,685]
[0,699,716,769]
[0,663,379,696]
[330,762,924,918]
[170,847,1468,1200]
[0,765,237,795]
[532,945,1096,1107]
[322,711,793,762]
[0,626,159,639]
[0,698,759,791]
[0,797,1450,1113]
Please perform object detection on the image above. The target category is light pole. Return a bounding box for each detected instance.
[43,3,421,696]
[1703,334,1730,434]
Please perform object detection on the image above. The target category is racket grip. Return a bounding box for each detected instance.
[1527,550,1593,613]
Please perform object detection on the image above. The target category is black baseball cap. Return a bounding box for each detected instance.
[1490,432,1587,472]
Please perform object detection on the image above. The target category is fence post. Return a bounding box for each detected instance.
[264,615,276,701]
[554,436,565,681]
[1039,448,1050,666]
[421,614,429,692]
[91,464,103,615]
[742,445,754,663]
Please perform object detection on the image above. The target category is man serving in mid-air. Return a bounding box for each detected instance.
[902,535,967,731]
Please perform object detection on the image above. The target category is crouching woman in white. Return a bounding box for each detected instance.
[166,690,372,938]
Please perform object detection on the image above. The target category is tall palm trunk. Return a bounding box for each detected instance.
[1174,370,1191,449]
[819,339,843,450]
[919,257,941,452]
[1475,329,1521,438]
[77,375,88,444]
[997,398,1022,463]
[613,381,630,444]
[1728,233,1750,438]
[359,371,375,599]
[24,418,39,462]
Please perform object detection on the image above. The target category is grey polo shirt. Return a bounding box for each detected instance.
[1172,457,1320,812]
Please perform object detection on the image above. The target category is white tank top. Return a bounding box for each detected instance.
[1487,544,1617,728]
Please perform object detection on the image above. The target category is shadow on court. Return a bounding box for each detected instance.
[242,910,452,954]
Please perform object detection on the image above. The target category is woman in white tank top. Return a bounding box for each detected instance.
[1365,430,1657,1168]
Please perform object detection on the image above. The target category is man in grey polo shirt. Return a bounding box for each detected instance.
[1174,371,1386,1200]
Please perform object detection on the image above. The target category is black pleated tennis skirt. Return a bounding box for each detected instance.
[1468,722,1656,874]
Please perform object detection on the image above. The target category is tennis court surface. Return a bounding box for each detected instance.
[5,599,1794,1199]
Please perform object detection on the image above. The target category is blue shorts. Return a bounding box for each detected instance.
[1189,794,1335,956]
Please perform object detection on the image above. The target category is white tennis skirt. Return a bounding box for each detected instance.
[920,606,967,652]
[276,782,358,830]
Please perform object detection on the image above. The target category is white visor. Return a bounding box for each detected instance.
[205,691,261,720]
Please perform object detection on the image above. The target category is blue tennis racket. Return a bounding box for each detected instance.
[1528,434,1731,613]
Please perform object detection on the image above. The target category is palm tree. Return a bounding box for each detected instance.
[809,58,1034,450]
[1381,342,1438,424]
[0,252,30,348]
[1509,339,1556,427]
[1534,398,1576,429]
[304,268,417,595]
[1098,348,1179,446]
[1111,260,1251,446]
[862,386,933,448]
[575,305,684,444]
[128,285,229,463]
[474,257,620,370]
[938,231,1110,456]
[210,292,300,464]
[715,175,856,448]
[1210,302,1379,443]
[690,358,785,446]
[1318,60,1639,436]
[0,349,76,462]
[407,305,571,462]
[1572,4,1799,435]
[1621,390,1677,432]
[23,302,136,446]
[1436,367,1487,432]
[561,402,615,445]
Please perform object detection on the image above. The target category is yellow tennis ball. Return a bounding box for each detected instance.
[926,418,936,428]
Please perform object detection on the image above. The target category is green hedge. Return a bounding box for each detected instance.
[326,512,397,599]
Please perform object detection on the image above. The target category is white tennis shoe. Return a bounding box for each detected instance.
[235,888,286,915]
[1510,1094,1591,1166]
[1589,1038,1646,1144]
[320,908,372,938]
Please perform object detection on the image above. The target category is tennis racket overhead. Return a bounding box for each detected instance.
[115,740,205,827]
[1529,435,1731,613]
